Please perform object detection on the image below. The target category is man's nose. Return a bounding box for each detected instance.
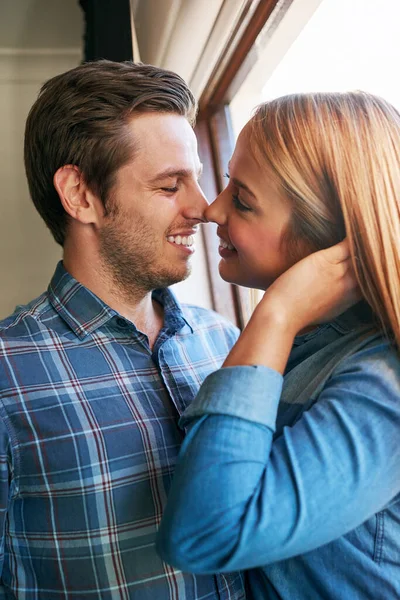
[196,184,209,213]
[184,182,209,222]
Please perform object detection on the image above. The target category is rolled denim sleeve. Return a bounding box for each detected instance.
[157,343,400,573]
[181,365,283,430]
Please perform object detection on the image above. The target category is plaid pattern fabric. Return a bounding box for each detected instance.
[0,262,245,600]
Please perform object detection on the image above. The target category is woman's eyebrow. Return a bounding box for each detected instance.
[227,161,256,198]
[231,176,257,199]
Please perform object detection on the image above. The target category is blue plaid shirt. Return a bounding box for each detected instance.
[0,262,245,600]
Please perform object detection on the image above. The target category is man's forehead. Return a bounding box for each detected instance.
[126,114,201,176]
[128,112,195,142]
[148,165,203,184]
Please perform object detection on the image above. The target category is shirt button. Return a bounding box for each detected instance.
[116,318,128,328]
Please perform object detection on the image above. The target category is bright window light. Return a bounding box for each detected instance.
[231,0,400,136]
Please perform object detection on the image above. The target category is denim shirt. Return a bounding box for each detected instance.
[157,304,400,599]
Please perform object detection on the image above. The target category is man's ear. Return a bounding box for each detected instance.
[53,165,101,225]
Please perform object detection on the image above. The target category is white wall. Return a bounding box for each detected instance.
[0,0,85,49]
[0,51,82,318]
[0,0,83,318]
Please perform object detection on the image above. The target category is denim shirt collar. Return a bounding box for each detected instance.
[47,261,192,340]
[293,301,375,347]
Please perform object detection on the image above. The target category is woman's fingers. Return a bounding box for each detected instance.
[317,239,351,265]
[257,238,361,333]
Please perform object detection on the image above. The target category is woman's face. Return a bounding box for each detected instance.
[205,124,300,290]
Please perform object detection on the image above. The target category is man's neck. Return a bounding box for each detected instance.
[63,255,165,349]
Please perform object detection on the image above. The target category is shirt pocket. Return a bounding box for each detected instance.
[345,511,385,563]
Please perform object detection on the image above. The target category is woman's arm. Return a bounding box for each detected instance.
[156,242,398,572]
[157,343,400,572]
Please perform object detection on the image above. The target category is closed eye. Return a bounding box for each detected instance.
[161,186,179,193]
[232,193,251,212]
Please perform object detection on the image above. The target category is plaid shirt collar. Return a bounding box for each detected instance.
[47,261,193,340]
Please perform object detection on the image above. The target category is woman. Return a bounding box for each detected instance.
[157,92,400,599]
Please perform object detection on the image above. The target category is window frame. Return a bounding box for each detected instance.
[195,0,290,327]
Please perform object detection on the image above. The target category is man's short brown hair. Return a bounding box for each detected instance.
[24,60,197,246]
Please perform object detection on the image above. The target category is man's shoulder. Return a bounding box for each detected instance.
[0,292,53,340]
[181,304,239,338]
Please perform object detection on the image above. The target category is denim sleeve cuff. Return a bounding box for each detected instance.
[180,365,283,431]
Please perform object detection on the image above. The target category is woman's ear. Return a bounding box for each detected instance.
[53,165,100,225]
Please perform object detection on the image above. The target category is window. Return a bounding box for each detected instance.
[231,0,400,136]
[197,0,400,325]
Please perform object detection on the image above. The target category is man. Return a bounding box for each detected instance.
[0,60,245,599]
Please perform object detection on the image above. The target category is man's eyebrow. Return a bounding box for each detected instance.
[150,164,203,183]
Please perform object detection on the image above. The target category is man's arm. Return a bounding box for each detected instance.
[0,416,10,592]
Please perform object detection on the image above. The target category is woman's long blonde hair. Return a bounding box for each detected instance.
[249,91,400,346]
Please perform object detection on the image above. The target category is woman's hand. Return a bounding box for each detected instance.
[223,240,360,373]
[259,239,360,335]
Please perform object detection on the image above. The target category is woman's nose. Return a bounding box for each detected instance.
[204,192,227,224]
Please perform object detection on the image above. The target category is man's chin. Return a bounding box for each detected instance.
[154,265,192,289]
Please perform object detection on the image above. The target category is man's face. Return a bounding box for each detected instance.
[98,113,207,297]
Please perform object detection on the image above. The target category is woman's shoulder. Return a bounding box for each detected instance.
[338,332,399,368]
[330,332,400,396]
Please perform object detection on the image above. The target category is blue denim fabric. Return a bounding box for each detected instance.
[157,304,400,599]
